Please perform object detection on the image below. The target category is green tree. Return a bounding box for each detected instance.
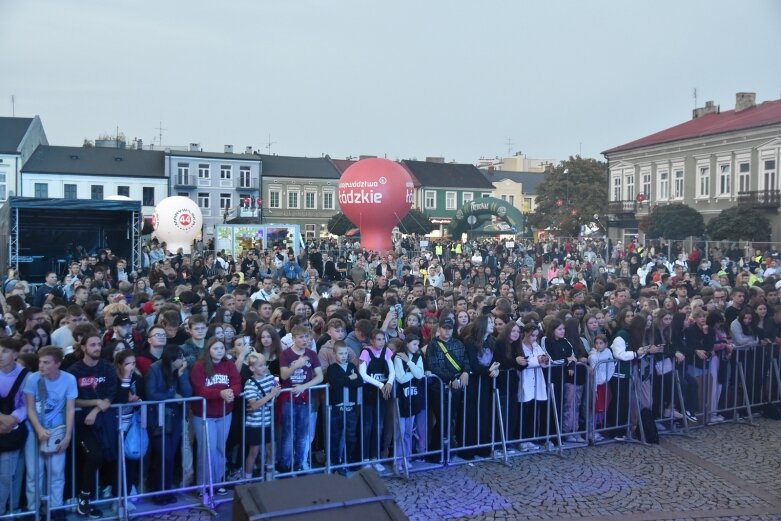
[706,206,771,241]
[397,208,436,235]
[326,213,355,236]
[645,203,704,240]
[528,156,608,237]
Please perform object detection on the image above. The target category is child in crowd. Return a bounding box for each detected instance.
[318,318,355,376]
[278,325,323,472]
[588,334,614,442]
[393,334,426,473]
[359,328,395,470]
[243,353,279,479]
[327,343,362,472]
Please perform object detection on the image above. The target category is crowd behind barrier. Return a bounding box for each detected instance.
[4,235,781,521]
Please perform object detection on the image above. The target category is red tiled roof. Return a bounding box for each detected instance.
[603,99,781,155]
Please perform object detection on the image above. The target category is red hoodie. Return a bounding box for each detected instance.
[189,358,242,418]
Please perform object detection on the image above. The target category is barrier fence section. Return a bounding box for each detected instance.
[5,351,781,521]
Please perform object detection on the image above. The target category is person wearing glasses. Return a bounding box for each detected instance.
[136,325,169,376]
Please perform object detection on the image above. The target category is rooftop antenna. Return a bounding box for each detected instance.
[155,121,167,147]
[693,88,698,109]
[505,137,514,157]
[10,95,15,117]
[265,134,276,155]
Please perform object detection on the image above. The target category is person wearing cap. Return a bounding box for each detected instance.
[424,315,471,461]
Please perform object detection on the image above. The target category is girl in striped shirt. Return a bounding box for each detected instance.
[243,353,279,479]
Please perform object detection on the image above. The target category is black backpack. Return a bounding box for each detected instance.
[636,407,659,444]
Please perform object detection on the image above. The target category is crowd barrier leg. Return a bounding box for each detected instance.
[546,382,563,455]
[771,359,781,406]
[392,398,409,479]
[492,386,509,465]
[736,361,756,426]
[672,369,692,436]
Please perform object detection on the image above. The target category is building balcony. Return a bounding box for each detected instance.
[235,184,259,192]
[173,176,197,189]
[737,190,781,209]
[607,200,637,216]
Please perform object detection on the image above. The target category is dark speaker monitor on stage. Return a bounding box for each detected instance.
[232,468,408,521]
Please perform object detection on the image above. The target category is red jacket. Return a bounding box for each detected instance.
[189,358,242,418]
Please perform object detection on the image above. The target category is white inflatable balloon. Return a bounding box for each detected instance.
[153,196,202,254]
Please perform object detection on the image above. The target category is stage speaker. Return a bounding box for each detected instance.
[232,468,408,521]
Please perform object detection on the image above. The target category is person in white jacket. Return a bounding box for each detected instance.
[589,335,614,441]
[517,324,550,451]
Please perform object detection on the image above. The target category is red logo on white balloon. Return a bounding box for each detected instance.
[174,209,195,230]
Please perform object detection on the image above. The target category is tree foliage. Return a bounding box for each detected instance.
[327,209,434,236]
[645,203,704,240]
[397,208,436,235]
[326,213,355,236]
[528,156,608,237]
[705,206,771,241]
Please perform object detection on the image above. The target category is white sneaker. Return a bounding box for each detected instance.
[664,407,683,420]
[372,463,386,473]
[710,414,726,423]
[129,485,138,503]
[542,441,555,450]
[565,435,586,443]
[519,442,539,451]
[591,432,605,442]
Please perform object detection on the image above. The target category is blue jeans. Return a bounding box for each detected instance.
[330,405,358,466]
[192,413,231,488]
[280,401,309,471]
[0,449,21,514]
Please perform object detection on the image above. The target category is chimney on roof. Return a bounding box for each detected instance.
[735,92,756,113]
[426,156,445,163]
[224,145,233,154]
[245,146,253,154]
[692,100,719,119]
[189,143,200,152]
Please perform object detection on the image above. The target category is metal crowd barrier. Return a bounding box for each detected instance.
[8,349,781,521]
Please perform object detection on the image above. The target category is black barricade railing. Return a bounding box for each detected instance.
[545,361,590,447]
[589,358,644,443]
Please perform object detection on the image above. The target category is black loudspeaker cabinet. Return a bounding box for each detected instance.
[232,468,408,521]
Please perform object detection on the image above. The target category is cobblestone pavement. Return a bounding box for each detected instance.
[123,418,781,521]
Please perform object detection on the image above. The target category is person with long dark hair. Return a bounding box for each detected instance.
[518,323,549,451]
[145,345,191,503]
[494,322,526,442]
[462,314,500,458]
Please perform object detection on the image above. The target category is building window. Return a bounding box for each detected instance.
[304,191,316,209]
[424,190,436,209]
[507,195,515,206]
[0,173,5,200]
[624,174,634,201]
[763,159,777,192]
[117,186,130,197]
[611,176,621,201]
[64,184,77,199]
[198,164,210,179]
[177,163,190,184]
[323,191,334,210]
[288,190,299,209]
[698,166,710,197]
[674,169,684,199]
[91,185,103,200]
[177,192,189,198]
[523,197,533,212]
[445,191,457,210]
[220,193,232,210]
[142,187,155,206]
[304,224,316,240]
[34,183,48,198]
[481,193,490,198]
[658,171,669,200]
[718,163,731,196]
[239,166,251,188]
[220,165,232,179]
[642,173,651,199]
[738,162,751,193]
[269,190,281,208]
[198,192,210,208]
[462,192,473,204]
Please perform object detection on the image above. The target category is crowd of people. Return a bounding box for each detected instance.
[1,235,781,520]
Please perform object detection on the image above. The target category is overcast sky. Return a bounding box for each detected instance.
[2,0,780,164]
